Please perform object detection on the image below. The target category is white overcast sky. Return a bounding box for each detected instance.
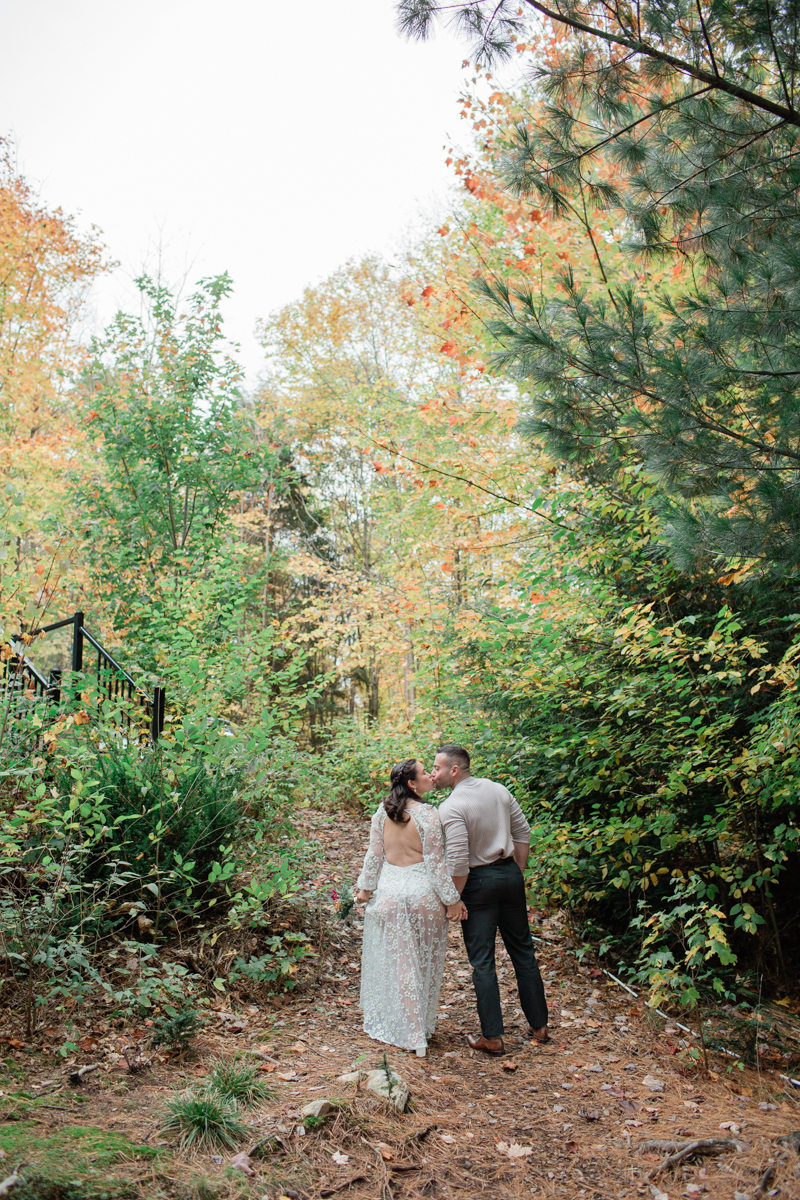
[0,0,483,382]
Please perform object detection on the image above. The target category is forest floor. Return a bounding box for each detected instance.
[1,805,799,1200]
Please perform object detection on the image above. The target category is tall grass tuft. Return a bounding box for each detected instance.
[206,1055,274,1107]
[160,1089,248,1150]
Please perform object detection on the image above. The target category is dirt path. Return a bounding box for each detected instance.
[1,806,799,1200]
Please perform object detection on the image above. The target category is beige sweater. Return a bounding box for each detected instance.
[438,775,531,877]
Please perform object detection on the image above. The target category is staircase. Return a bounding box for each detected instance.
[2,611,165,742]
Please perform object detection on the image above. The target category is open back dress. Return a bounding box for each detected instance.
[357,802,460,1054]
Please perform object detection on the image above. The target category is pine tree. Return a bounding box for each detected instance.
[399,0,800,578]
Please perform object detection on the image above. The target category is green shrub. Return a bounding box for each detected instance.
[54,739,244,912]
[228,932,312,992]
[150,1003,206,1050]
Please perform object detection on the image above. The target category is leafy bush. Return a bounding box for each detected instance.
[304,720,429,813]
[451,492,800,1006]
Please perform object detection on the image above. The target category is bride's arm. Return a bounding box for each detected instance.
[356,806,385,897]
[420,808,461,906]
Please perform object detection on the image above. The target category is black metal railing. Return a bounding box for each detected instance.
[1,611,165,742]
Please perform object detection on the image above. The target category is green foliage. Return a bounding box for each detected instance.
[150,1003,206,1051]
[403,2,800,578]
[160,1089,248,1150]
[72,274,326,734]
[0,684,319,1031]
[77,273,261,591]
[444,482,800,1000]
[53,736,245,919]
[102,944,201,1019]
[206,1055,273,1106]
[228,932,312,992]
[306,719,436,812]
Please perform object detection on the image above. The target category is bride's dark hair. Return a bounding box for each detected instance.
[384,758,421,822]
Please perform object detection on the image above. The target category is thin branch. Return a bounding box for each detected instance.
[373,438,574,529]
[520,0,800,127]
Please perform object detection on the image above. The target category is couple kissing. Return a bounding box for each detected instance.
[354,744,549,1058]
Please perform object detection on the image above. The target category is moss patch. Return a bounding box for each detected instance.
[0,1120,159,1199]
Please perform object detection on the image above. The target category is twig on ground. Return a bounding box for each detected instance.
[755,1164,777,1198]
[647,1137,740,1178]
[320,1177,368,1197]
[639,1140,695,1152]
[122,1047,152,1075]
[68,1063,99,1085]
[403,1124,434,1144]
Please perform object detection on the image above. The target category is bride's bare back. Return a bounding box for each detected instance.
[382,800,424,866]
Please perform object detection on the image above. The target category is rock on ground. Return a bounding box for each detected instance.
[365,1067,410,1112]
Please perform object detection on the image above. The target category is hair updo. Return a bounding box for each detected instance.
[384,758,421,823]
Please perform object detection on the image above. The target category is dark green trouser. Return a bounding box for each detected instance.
[460,858,548,1039]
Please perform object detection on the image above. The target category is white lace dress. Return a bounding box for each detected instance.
[357,803,460,1054]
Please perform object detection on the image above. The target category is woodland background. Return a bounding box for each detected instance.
[2,0,799,1056]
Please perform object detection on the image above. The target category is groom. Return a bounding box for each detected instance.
[433,744,549,1056]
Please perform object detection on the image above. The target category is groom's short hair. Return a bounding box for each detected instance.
[437,743,470,771]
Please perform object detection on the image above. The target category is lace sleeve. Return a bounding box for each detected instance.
[417,807,460,905]
[356,806,385,891]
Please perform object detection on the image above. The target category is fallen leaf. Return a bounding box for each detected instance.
[290,1041,307,1053]
[719,1121,741,1135]
[641,1075,665,1093]
[376,1142,393,1160]
[624,1119,643,1127]
[439,1134,456,1144]
[78,1036,98,1052]
[277,1071,298,1081]
[230,1151,254,1176]
[331,1150,350,1165]
[579,1108,601,1121]
[258,1062,277,1073]
[6,1039,24,1049]
[496,1141,533,1158]
[501,1060,518,1072]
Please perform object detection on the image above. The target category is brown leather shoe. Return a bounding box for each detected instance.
[466,1033,505,1056]
[527,1025,551,1044]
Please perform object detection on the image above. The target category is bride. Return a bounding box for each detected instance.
[355,758,463,1057]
